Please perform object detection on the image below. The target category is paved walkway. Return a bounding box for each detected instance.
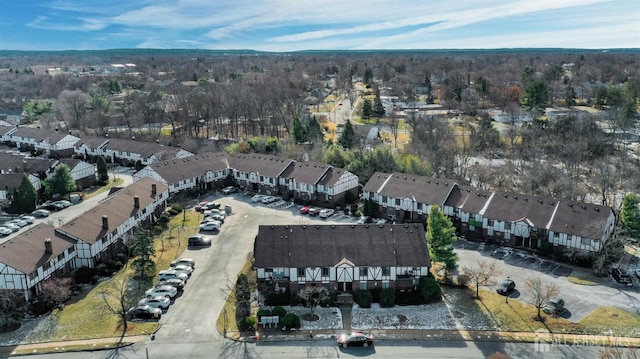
[0,335,147,356]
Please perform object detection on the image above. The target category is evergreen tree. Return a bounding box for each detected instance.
[96,156,109,185]
[361,98,373,119]
[324,145,349,168]
[426,205,458,271]
[522,80,549,112]
[8,174,37,214]
[338,120,357,149]
[292,116,308,143]
[373,88,385,118]
[43,164,76,197]
[363,68,374,84]
[621,194,640,238]
[306,115,323,141]
[130,228,156,280]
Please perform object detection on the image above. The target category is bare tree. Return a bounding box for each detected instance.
[598,346,640,359]
[297,286,330,317]
[40,277,72,306]
[0,290,24,329]
[525,276,560,321]
[98,273,143,331]
[462,260,502,299]
[55,90,91,130]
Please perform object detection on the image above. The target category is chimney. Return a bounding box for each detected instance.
[151,183,157,195]
[102,215,109,229]
[134,195,140,208]
[44,238,53,254]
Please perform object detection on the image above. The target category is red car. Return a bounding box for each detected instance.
[300,206,310,214]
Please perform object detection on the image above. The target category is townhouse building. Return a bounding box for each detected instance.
[4,127,80,157]
[254,224,430,300]
[74,136,193,165]
[363,172,615,256]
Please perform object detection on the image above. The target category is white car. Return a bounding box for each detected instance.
[319,209,335,218]
[31,209,51,217]
[2,223,20,232]
[199,221,221,231]
[145,285,178,298]
[206,214,226,222]
[0,227,12,236]
[221,186,237,194]
[138,295,170,309]
[19,215,36,224]
[7,219,28,227]
[251,194,264,202]
[170,258,195,269]
[158,270,189,282]
[203,209,226,218]
[261,196,278,204]
[173,264,193,276]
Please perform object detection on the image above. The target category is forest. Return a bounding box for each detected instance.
[0,49,638,209]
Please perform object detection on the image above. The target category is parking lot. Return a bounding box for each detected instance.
[455,239,640,322]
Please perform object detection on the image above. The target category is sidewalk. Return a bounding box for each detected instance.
[0,335,148,356]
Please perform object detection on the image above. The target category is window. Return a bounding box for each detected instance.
[68,247,75,254]
[359,267,368,277]
[43,261,51,270]
[322,268,329,276]
[359,281,367,290]
[395,198,401,206]
[382,281,390,289]
[382,267,391,276]
[57,253,65,261]
[417,203,422,210]
[488,219,494,226]
[29,271,37,280]
[297,268,305,276]
[505,222,512,231]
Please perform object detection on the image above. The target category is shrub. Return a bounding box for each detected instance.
[239,316,257,331]
[379,288,395,308]
[271,306,287,317]
[354,210,362,217]
[170,203,183,212]
[420,276,442,303]
[355,289,372,308]
[158,215,170,226]
[74,267,98,284]
[153,225,163,233]
[167,208,179,216]
[280,313,300,329]
[256,309,271,318]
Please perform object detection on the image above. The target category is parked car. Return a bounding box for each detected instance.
[497,278,516,295]
[206,214,225,223]
[31,209,51,217]
[0,227,12,236]
[319,209,335,218]
[308,207,321,216]
[53,200,72,208]
[145,285,178,298]
[40,202,64,211]
[157,269,189,282]
[611,268,633,285]
[337,331,374,348]
[138,295,171,309]
[170,258,196,269]
[221,186,237,194]
[128,305,162,321]
[156,278,186,291]
[300,206,310,214]
[357,216,372,224]
[1,223,20,232]
[188,234,211,247]
[6,219,28,227]
[543,297,566,316]
[199,221,221,231]
[261,196,278,204]
[251,194,265,202]
[194,201,208,212]
[172,264,193,277]
[375,218,388,225]
[19,215,36,224]
[203,209,226,218]
[202,202,221,211]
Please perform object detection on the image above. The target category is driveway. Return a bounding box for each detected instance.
[455,240,640,322]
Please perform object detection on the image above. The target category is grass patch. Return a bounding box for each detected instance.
[43,210,201,341]
[578,307,640,336]
[215,260,254,336]
[82,177,124,200]
[567,268,608,286]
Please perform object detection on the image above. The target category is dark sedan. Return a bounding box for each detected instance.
[497,278,516,295]
[337,331,373,348]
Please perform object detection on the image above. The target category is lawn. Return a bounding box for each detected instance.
[82,177,124,200]
[42,210,201,341]
[472,288,640,337]
[215,260,254,337]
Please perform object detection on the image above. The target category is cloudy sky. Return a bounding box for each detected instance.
[2,0,639,51]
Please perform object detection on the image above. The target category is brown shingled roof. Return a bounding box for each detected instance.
[367,172,456,205]
[150,152,229,185]
[228,154,293,178]
[549,201,614,240]
[57,177,168,244]
[482,191,556,228]
[11,127,70,144]
[280,161,331,185]
[254,224,430,268]
[444,184,493,215]
[0,224,75,274]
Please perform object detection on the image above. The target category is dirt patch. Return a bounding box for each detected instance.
[302,313,319,321]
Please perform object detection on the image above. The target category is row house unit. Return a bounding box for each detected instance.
[0,153,94,192]
[229,154,293,194]
[2,126,80,157]
[279,161,359,205]
[75,136,193,166]
[0,224,78,301]
[133,152,231,193]
[55,177,169,268]
[0,173,42,203]
[254,224,431,299]
[57,158,96,190]
[363,172,616,255]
